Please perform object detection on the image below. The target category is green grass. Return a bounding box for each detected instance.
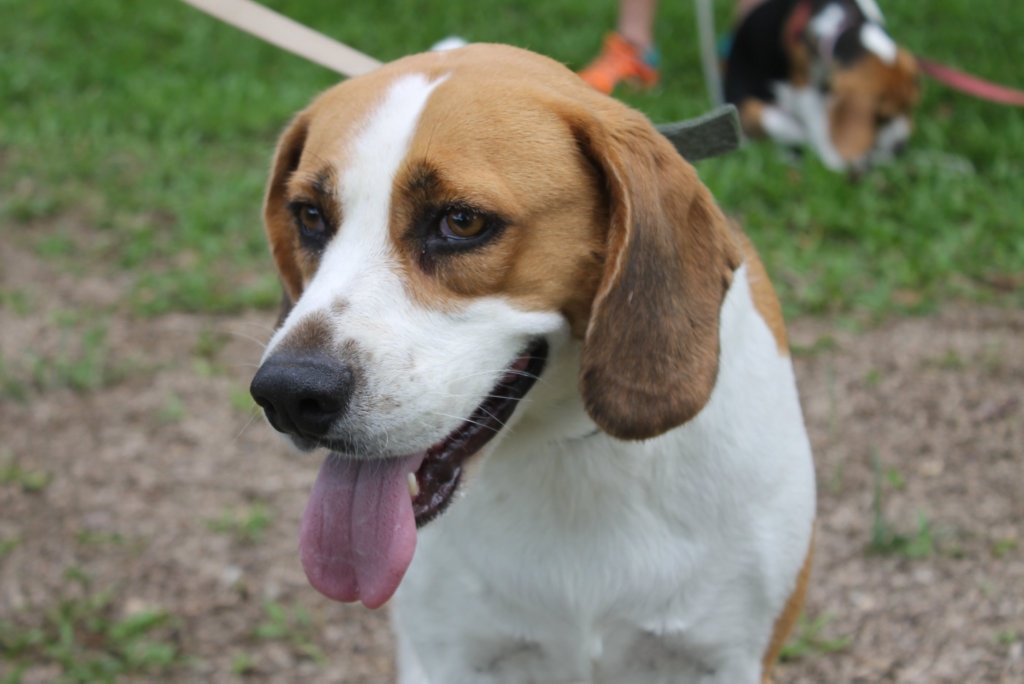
[251,600,326,663]
[206,502,273,544]
[0,455,53,493]
[0,569,181,683]
[868,452,936,559]
[0,308,129,398]
[780,612,851,662]
[1,0,1021,318]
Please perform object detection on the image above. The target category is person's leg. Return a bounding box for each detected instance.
[579,0,661,94]
[617,0,659,52]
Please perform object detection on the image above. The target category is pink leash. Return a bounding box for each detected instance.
[918,57,1024,107]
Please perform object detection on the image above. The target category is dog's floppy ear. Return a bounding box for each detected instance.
[828,86,875,163]
[263,111,311,315]
[571,105,740,441]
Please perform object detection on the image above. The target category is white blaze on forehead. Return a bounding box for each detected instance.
[342,73,447,211]
[860,24,898,64]
[854,0,886,25]
[266,73,446,353]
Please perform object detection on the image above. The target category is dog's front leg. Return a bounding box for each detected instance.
[790,86,848,171]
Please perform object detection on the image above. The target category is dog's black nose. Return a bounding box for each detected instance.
[250,352,355,440]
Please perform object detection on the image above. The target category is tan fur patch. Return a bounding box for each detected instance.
[263,111,311,303]
[829,47,920,161]
[388,70,610,337]
[761,533,815,682]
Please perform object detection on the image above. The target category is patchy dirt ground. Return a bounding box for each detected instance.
[1,240,1021,683]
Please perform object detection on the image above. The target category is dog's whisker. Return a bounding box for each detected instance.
[231,406,264,444]
[427,411,505,435]
[225,362,264,371]
[221,328,271,351]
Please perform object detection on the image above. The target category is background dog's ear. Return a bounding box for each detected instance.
[263,111,311,306]
[571,106,740,441]
[828,88,875,162]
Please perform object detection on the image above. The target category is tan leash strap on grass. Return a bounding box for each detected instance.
[180,0,381,78]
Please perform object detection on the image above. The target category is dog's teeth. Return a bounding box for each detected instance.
[407,472,420,498]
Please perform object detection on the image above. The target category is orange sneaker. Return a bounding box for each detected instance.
[579,32,660,95]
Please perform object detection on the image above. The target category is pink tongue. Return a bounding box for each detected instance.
[299,452,424,609]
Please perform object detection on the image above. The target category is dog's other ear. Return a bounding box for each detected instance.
[828,85,875,163]
[263,111,311,305]
[571,105,740,441]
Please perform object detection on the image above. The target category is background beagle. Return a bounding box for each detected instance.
[724,0,921,171]
[250,44,816,683]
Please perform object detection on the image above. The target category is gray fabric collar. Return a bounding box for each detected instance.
[655,104,741,162]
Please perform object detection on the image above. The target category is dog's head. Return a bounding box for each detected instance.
[249,44,739,608]
[827,24,921,167]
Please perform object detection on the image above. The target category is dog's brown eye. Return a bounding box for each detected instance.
[297,205,326,235]
[440,208,486,239]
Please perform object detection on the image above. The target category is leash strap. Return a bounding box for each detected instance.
[656,105,741,161]
[919,58,1024,108]
[178,0,740,160]
[180,0,381,78]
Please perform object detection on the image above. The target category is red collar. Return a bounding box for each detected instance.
[785,0,814,50]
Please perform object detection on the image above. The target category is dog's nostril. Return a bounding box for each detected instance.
[250,353,355,439]
[298,396,328,415]
[295,393,344,424]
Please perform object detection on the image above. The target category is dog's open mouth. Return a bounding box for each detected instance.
[410,339,549,526]
[298,340,548,609]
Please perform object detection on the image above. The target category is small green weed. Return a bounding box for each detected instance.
[253,601,326,664]
[74,530,127,548]
[34,230,76,259]
[0,458,53,493]
[868,454,934,558]
[207,502,273,544]
[790,334,838,357]
[926,349,966,371]
[863,368,883,387]
[195,323,231,362]
[884,466,906,491]
[826,460,845,496]
[0,288,33,315]
[229,384,259,414]
[191,324,237,378]
[0,354,29,402]
[158,393,186,424]
[996,630,1019,646]
[231,651,257,675]
[0,535,22,559]
[780,612,851,661]
[0,570,182,683]
[28,318,120,393]
[991,538,1018,559]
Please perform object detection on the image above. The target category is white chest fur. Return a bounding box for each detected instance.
[391,266,816,684]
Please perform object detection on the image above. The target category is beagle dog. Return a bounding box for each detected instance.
[724,0,921,171]
[250,44,816,683]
